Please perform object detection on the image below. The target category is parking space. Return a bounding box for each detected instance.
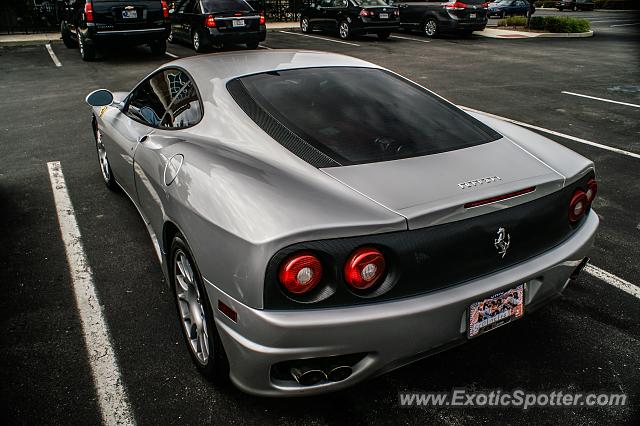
[1,12,639,425]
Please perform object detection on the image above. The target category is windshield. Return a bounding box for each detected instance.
[230,67,500,166]
[201,0,252,12]
[352,0,389,6]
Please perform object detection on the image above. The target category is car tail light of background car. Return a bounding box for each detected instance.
[259,14,266,25]
[359,9,373,17]
[278,251,323,294]
[161,0,169,18]
[444,1,468,10]
[84,1,93,22]
[344,247,386,290]
[205,15,216,28]
[569,177,597,223]
[481,2,490,7]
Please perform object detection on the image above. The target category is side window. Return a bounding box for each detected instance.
[161,74,202,129]
[332,0,347,7]
[319,0,332,7]
[127,69,202,129]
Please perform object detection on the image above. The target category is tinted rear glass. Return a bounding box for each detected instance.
[230,67,500,166]
[202,0,252,12]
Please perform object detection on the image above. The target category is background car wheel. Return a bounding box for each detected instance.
[167,30,176,44]
[246,41,259,49]
[93,125,117,191]
[423,18,438,37]
[61,22,76,48]
[78,32,95,62]
[558,7,563,11]
[171,233,229,382]
[192,30,207,53]
[338,20,351,40]
[150,39,167,56]
[377,31,391,40]
[301,17,312,33]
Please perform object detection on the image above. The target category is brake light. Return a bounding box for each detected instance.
[585,178,598,204]
[568,189,588,223]
[344,247,386,290]
[278,251,323,294]
[464,187,535,209]
[84,1,94,22]
[359,9,373,17]
[205,15,216,27]
[481,2,489,7]
[161,0,169,18]
[445,1,468,10]
[259,14,265,25]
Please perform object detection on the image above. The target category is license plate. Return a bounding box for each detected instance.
[122,10,137,19]
[468,284,524,338]
[379,13,389,19]
[232,19,245,27]
[469,13,476,18]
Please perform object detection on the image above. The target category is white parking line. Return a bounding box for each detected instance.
[165,52,179,58]
[389,35,431,43]
[460,106,640,160]
[47,161,135,426]
[611,22,640,27]
[258,45,273,49]
[585,264,640,299]
[561,91,640,108]
[45,43,61,67]
[278,30,360,46]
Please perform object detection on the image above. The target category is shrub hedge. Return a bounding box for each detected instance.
[498,15,591,32]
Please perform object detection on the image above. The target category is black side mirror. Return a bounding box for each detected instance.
[85,89,114,107]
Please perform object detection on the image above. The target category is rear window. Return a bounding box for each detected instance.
[228,67,500,166]
[201,0,253,12]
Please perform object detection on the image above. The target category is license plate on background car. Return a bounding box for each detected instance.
[468,284,524,338]
[232,19,245,27]
[379,13,389,19]
[122,10,137,19]
[470,13,476,18]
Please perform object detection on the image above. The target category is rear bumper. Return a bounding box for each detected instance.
[441,19,487,32]
[206,26,266,44]
[87,26,170,44]
[206,211,598,396]
[353,18,400,34]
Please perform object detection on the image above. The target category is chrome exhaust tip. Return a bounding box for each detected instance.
[290,367,327,386]
[326,365,352,382]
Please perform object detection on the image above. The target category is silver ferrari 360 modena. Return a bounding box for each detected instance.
[86,50,599,396]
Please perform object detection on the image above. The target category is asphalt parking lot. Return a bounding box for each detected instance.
[1,8,639,425]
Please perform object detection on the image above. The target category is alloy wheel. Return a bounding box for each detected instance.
[339,22,349,39]
[174,250,210,364]
[301,18,309,32]
[193,32,200,51]
[96,130,111,183]
[424,20,437,37]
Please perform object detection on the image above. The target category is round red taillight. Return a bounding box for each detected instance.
[344,247,386,290]
[278,251,322,294]
[569,190,588,223]
[585,178,597,204]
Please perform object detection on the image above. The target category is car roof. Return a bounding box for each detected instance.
[166,49,381,88]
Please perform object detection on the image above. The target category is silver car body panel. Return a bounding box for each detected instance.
[91,50,597,396]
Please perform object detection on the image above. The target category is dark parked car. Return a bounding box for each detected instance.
[300,0,400,40]
[392,0,488,38]
[60,0,171,61]
[487,0,533,18]
[555,0,594,11]
[168,0,266,51]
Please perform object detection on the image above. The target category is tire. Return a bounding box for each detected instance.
[150,39,167,56]
[558,7,563,11]
[61,22,76,48]
[78,32,95,61]
[192,30,206,53]
[423,17,438,38]
[246,41,259,49]
[338,20,351,40]
[170,233,229,382]
[301,17,312,33]
[93,123,117,191]
[461,29,474,37]
[377,31,391,40]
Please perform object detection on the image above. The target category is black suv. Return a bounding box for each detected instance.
[300,0,400,40]
[167,0,266,51]
[391,0,488,37]
[60,0,171,61]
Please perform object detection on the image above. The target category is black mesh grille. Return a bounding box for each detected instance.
[226,79,340,168]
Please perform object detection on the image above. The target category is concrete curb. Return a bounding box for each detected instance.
[474,28,594,38]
